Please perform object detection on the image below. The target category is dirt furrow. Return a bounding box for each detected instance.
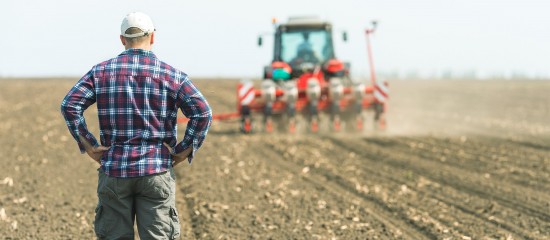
[257,139,434,239]
[288,137,529,239]
[401,136,550,171]
[399,136,550,191]
[379,136,550,193]
[405,135,550,165]
[326,136,549,239]
[504,138,550,152]
[351,137,550,221]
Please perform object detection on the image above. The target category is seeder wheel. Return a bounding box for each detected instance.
[356,115,364,131]
[332,117,341,132]
[308,100,320,133]
[310,117,319,133]
[265,118,273,133]
[240,106,253,133]
[288,118,296,133]
[330,101,341,132]
[287,102,297,133]
[263,102,274,133]
[241,117,252,133]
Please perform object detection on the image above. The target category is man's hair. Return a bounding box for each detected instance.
[123,27,150,44]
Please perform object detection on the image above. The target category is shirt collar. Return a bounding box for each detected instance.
[119,48,157,58]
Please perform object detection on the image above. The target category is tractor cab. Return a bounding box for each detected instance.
[261,17,347,84]
[275,17,334,76]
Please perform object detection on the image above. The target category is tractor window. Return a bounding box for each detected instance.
[280,30,333,64]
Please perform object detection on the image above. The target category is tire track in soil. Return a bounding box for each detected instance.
[333,149,534,238]
[355,137,550,221]
[505,138,550,152]
[257,139,434,239]
[394,136,550,192]
[326,136,549,239]
[380,136,550,193]
[268,137,528,239]
[361,137,550,221]
[399,136,550,172]
[298,137,535,239]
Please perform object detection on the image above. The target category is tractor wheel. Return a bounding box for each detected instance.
[265,118,273,133]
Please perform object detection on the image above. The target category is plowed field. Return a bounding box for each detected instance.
[0,78,549,239]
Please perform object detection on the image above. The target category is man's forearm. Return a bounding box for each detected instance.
[78,135,95,151]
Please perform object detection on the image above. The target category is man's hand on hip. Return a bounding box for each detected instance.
[163,143,192,167]
[79,135,109,164]
[86,146,110,164]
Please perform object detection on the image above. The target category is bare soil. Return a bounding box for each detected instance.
[0,78,548,239]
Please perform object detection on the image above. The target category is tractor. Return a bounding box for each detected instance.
[237,16,388,133]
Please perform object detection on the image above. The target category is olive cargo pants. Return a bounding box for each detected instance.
[94,169,180,240]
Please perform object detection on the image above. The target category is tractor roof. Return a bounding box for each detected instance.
[283,16,330,27]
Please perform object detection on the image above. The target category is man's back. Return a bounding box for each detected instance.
[61,48,212,177]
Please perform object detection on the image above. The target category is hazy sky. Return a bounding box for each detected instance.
[1,0,549,79]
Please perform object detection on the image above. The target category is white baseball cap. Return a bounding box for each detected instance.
[120,12,155,38]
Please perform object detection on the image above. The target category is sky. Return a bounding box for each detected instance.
[1,0,549,79]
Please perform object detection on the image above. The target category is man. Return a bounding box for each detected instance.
[297,32,313,55]
[294,32,319,64]
[60,12,212,239]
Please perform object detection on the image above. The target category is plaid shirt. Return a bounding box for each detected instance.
[61,49,212,178]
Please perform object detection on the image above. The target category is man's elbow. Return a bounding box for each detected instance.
[60,101,68,114]
[203,110,213,127]
[60,100,78,117]
[207,109,213,119]
[203,103,213,119]
[203,109,213,128]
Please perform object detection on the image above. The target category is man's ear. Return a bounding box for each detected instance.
[150,32,155,45]
[120,35,126,46]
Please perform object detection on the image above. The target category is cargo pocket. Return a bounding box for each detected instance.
[94,203,106,238]
[142,172,171,199]
[169,207,181,239]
